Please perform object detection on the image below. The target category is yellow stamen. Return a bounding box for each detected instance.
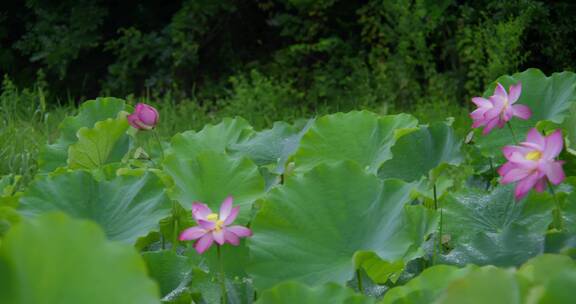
[206,213,224,231]
[525,150,542,161]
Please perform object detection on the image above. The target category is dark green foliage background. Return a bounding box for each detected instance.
[1,0,574,111]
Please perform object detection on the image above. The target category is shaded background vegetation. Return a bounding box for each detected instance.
[1,0,576,178]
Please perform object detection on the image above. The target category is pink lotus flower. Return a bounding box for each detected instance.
[127,103,159,130]
[470,82,532,135]
[498,128,565,200]
[179,197,252,254]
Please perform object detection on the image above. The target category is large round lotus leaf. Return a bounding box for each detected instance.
[248,162,435,289]
[564,103,576,156]
[38,97,126,172]
[436,266,522,304]
[440,185,553,267]
[19,170,171,243]
[230,120,313,174]
[516,254,575,287]
[163,152,265,225]
[560,189,576,233]
[292,111,418,173]
[142,251,192,299]
[256,282,374,304]
[379,123,463,182]
[167,117,253,160]
[68,115,130,169]
[475,69,576,158]
[537,271,576,304]
[0,213,160,304]
[381,265,477,304]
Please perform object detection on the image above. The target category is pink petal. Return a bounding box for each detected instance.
[502,107,514,122]
[502,145,530,159]
[501,168,532,184]
[223,207,239,225]
[179,226,206,241]
[526,128,546,147]
[472,119,485,129]
[194,233,214,254]
[483,117,500,135]
[543,130,564,159]
[127,114,142,129]
[228,226,252,238]
[470,107,489,120]
[494,83,508,99]
[139,106,159,126]
[134,103,146,113]
[192,202,212,221]
[485,99,504,119]
[212,230,225,245]
[198,219,216,230]
[544,161,565,185]
[508,82,522,103]
[512,104,531,120]
[508,152,536,166]
[219,196,233,221]
[224,231,240,245]
[498,162,515,177]
[514,173,540,200]
[472,97,492,108]
[534,178,547,192]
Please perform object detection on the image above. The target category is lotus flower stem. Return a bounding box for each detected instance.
[356,269,363,293]
[547,180,564,231]
[152,129,165,162]
[487,158,495,190]
[171,201,179,252]
[432,183,443,265]
[217,245,227,304]
[506,122,518,145]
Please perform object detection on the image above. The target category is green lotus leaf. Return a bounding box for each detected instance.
[0,174,21,208]
[230,119,313,174]
[0,206,20,240]
[142,251,192,300]
[0,213,160,304]
[560,189,576,233]
[248,162,434,289]
[379,123,463,182]
[19,170,171,244]
[436,266,522,304]
[564,103,576,156]
[163,151,265,225]
[353,251,405,284]
[516,254,576,287]
[292,111,418,173]
[440,185,553,267]
[167,117,253,160]
[381,265,477,304]
[475,69,576,158]
[537,270,576,304]
[256,282,374,304]
[68,114,130,169]
[381,254,576,304]
[38,97,126,172]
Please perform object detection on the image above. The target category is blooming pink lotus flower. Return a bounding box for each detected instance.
[498,128,565,200]
[179,197,252,254]
[470,82,532,135]
[127,103,159,130]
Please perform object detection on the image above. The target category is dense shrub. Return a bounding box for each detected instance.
[0,0,574,112]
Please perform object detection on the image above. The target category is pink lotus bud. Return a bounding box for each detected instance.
[127,103,159,130]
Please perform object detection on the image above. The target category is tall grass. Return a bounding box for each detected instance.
[1,74,470,187]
